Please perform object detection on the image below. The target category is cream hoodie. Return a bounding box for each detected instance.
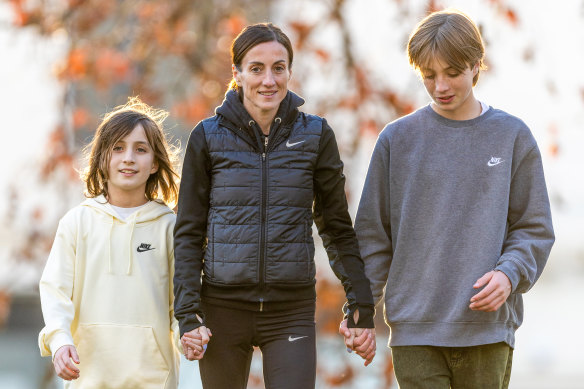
[39,195,181,389]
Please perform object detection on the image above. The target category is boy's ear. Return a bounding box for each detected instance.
[472,63,479,75]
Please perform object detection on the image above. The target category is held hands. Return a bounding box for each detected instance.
[338,319,376,366]
[53,345,80,381]
[470,270,512,312]
[181,326,212,361]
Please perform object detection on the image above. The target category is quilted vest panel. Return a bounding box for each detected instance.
[203,114,323,286]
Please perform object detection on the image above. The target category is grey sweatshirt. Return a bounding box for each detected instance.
[355,105,554,348]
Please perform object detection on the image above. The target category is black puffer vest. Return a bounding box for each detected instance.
[202,91,322,294]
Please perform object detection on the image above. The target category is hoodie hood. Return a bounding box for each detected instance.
[81,195,174,274]
[215,89,305,149]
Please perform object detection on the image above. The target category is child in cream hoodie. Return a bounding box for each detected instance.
[39,98,182,388]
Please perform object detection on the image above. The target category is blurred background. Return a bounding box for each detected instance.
[1,0,583,388]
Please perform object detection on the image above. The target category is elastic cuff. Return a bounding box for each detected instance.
[179,314,204,337]
[346,304,375,328]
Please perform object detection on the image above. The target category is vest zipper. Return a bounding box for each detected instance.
[259,134,268,304]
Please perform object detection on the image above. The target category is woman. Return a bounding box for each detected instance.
[173,23,375,389]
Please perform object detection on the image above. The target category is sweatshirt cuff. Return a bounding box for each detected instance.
[344,304,375,328]
[495,256,521,292]
[171,320,184,354]
[47,333,75,359]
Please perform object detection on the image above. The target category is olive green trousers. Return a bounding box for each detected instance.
[391,342,513,389]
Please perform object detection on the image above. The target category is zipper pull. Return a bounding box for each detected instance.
[259,298,264,312]
[262,136,268,161]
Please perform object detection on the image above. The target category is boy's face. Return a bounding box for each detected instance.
[420,58,479,120]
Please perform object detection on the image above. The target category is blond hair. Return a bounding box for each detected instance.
[82,97,180,207]
[408,9,486,86]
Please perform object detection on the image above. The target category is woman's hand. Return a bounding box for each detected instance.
[181,326,212,360]
[338,319,376,366]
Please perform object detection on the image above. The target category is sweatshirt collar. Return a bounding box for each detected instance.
[423,104,495,128]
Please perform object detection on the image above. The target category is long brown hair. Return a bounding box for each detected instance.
[82,97,180,207]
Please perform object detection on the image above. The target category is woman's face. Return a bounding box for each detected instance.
[233,40,291,121]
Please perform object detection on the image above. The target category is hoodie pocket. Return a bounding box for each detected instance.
[74,324,169,388]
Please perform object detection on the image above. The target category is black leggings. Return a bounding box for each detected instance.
[198,301,316,389]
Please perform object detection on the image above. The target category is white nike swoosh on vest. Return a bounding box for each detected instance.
[286,139,305,148]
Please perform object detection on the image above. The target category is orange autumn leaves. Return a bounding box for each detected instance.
[56,48,130,87]
[9,0,252,182]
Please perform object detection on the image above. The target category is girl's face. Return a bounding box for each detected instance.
[106,123,158,206]
[233,40,291,121]
[420,57,479,120]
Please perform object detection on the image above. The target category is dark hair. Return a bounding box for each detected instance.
[82,97,180,207]
[227,23,294,93]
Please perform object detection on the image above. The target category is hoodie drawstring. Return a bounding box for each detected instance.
[126,215,137,275]
[107,213,137,275]
[108,217,114,274]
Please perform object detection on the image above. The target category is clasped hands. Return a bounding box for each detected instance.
[183,321,376,365]
[181,326,212,360]
[338,309,376,366]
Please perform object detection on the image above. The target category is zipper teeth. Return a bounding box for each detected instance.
[259,150,267,292]
[258,129,269,305]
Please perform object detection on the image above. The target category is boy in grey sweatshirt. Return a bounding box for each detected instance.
[347,9,554,388]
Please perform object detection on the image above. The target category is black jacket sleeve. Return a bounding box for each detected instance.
[313,119,375,328]
[173,122,210,336]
